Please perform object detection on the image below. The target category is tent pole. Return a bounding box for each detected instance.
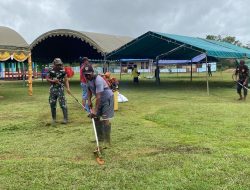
[177,64,178,77]
[155,56,160,84]
[28,53,33,96]
[220,62,223,80]
[120,61,122,80]
[103,53,106,73]
[198,62,200,76]
[191,61,193,82]
[206,54,209,95]
[8,62,10,80]
[22,62,25,86]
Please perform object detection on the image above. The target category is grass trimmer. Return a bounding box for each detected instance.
[236,81,250,91]
[232,74,250,91]
[68,92,104,165]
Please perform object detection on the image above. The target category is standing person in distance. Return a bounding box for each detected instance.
[155,65,160,84]
[80,57,90,113]
[207,63,212,77]
[132,64,140,84]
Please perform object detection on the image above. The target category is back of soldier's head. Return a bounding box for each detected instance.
[82,57,89,64]
[53,58,63,66]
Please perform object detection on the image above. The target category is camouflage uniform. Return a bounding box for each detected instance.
[47,68,68,123]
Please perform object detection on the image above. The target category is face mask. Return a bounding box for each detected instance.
[54,65,62,71]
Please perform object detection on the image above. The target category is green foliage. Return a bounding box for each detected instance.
[206,34,221,41]
[1,73,250,189]
[206,35,243,46]
[217,59,237,70]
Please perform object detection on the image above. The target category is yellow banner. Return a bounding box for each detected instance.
[13,52,29,62]
[0,52,11,61]
[0,52,29,62]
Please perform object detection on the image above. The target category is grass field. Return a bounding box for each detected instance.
[0,72,250,189]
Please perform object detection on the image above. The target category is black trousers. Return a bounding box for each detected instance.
[133,77,139,83]
[237,80,248,96]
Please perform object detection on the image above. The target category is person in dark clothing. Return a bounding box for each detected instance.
[234,60,249,100]
[155,65,160,84]
[208,64,212,77]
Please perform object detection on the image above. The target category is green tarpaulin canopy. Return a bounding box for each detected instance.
[107,31,248,60]
[107,31,250,96]
[204,39,250,58]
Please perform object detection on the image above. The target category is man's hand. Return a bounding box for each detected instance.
[53,79,60,84]
[243,81,247,86]
[66,88,71,94]
[88,112,97,118]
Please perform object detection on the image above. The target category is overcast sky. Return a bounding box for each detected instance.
[0,0,249,45]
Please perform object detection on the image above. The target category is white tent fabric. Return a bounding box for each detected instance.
[0,26,29,48]
[30,29,133,54]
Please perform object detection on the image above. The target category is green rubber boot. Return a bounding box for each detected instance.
[95,119,104,142]
[103,124,111,147]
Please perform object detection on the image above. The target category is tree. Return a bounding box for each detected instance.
[206,35,217,40]
[223,36,235,44]
[206,35,242,46]
[206,35,222,41]
[223,36,242,46]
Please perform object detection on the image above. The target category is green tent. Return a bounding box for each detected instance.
[107,31,250,95]
[203,39,250,58]
[107,31,247,60]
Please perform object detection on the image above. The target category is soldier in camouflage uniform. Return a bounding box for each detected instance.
[46,58,71,124]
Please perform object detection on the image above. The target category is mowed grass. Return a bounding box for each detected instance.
[0,72,250,189]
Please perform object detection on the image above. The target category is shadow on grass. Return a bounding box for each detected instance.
[114,79,233,92]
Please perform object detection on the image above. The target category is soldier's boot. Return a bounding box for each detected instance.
[61,107,68,124]
[51,108,56,125]
[103,124,111,148]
